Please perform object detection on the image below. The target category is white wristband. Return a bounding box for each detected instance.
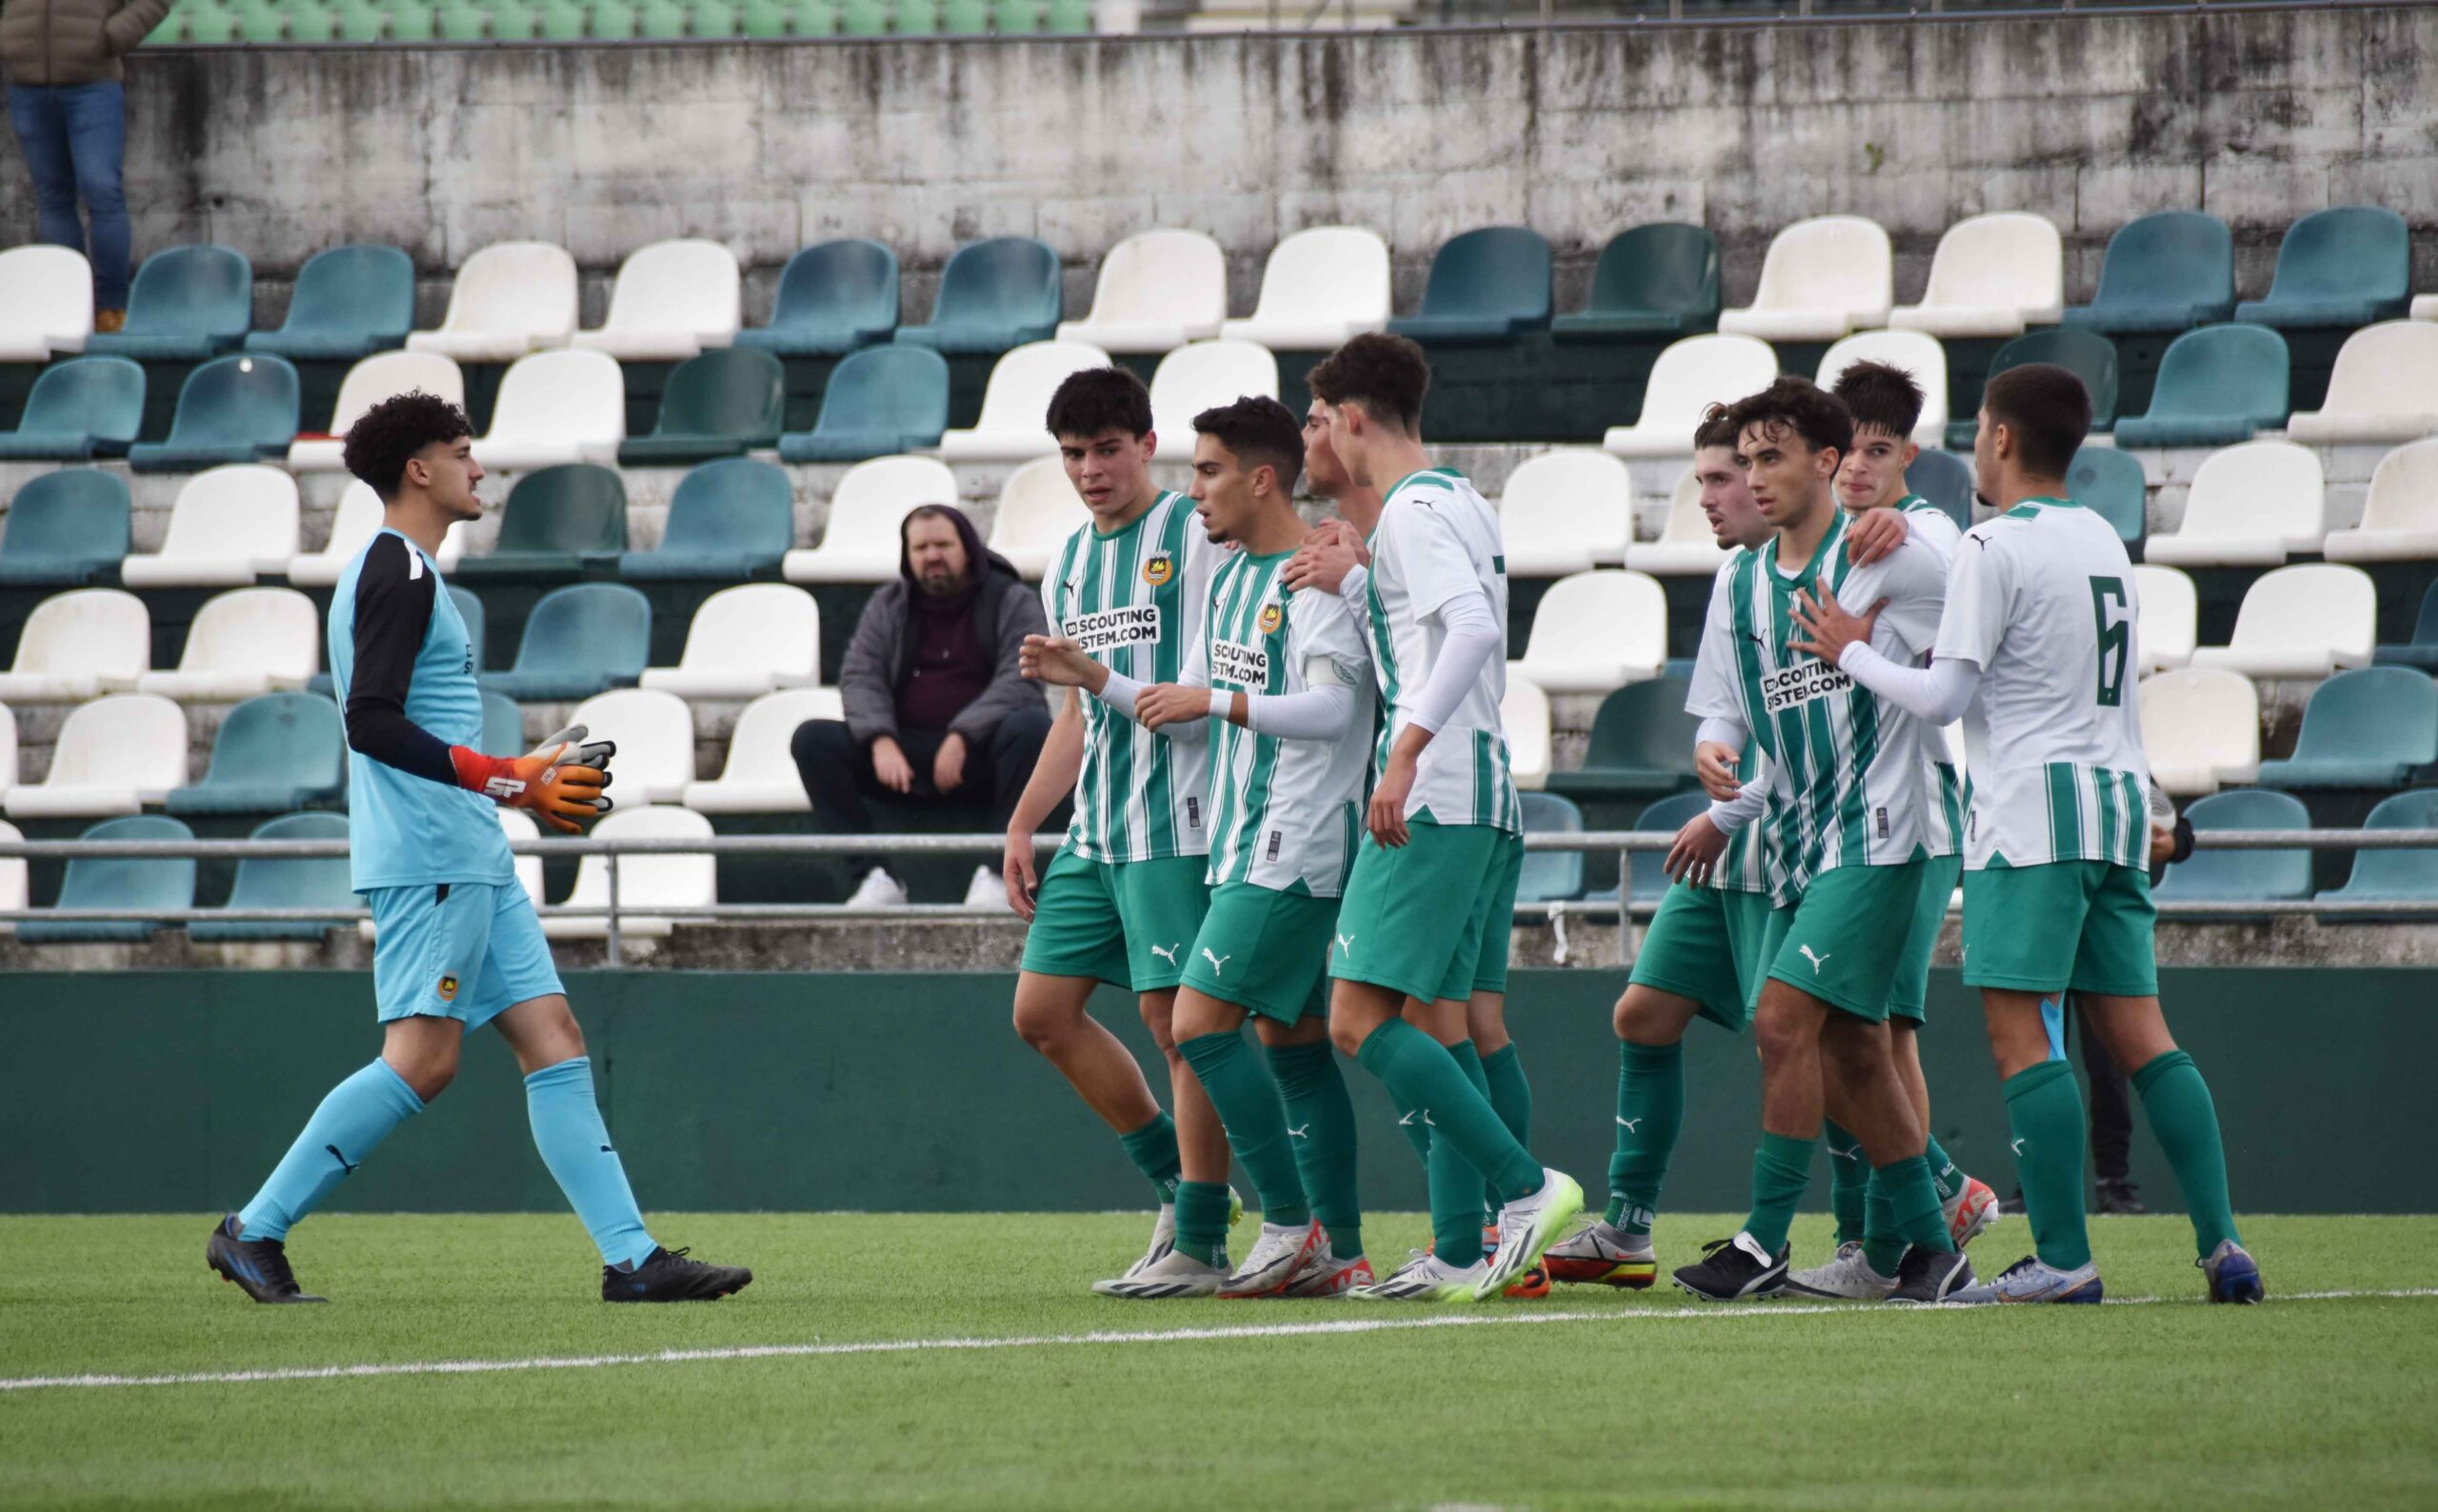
[1208,689,1228,719]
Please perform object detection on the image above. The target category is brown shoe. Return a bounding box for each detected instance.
[94,308,126,334]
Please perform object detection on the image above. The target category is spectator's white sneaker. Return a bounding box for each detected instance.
[964,865,1009,910]
[844,867,908,909]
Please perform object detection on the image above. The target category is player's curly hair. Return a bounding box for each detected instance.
[1192,394,1304,493]
[1830,359,1925,443]
[1045,367,1154,441]
[1306,332,1430,433]
[342,389,474,500]
[1723,375,1853,461]
[1692,402,1742,452]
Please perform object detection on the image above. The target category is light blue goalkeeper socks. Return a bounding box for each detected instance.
[526,1056,657,1269]
[237,1059,425,1242]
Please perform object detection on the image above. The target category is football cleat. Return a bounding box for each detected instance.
[1783,1241,1897,1302]
[603,1245,753,1303]
[1218,1221,1320,1299]
[1501,1265,1551,1300]
[1477,1167,1584,1302]
[1950,1253,2103,1304]
[1093,1245,1228,1300]
[1350,1250,1486,1303]
[1280,1247,1373,1298]
[1542,1220,1658,1288]
[1671,1232,1789,1302]
[1888,1246,1976,1304]
[2201,1240,2265,1304]
[1946,1175,2001,1249]
[207,1215,326,1304]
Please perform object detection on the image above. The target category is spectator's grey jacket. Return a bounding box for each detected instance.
[839,547,1048,747]
[1,0,174,85]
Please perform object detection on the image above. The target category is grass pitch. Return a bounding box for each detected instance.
[3,1212,2433,1511]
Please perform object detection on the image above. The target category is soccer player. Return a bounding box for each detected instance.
[1284,333,1581,1303]
[1791,363,2263,1304]
[1003,366,1235,1292]
[206,392,751,1304]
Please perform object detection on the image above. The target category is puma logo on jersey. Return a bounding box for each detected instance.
[1199,948,1230,977]
[1615,1117,1642,1133]
[1333,933,1356,956]
[1149,943,1180,965]
[1798,945,1831,974]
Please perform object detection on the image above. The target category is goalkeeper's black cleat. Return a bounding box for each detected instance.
[603,1245,754,1303]
[208,1214,327,1303]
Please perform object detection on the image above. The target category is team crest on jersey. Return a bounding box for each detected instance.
[436,974,459,1003]
[1259,601,1283,634]
[1142,552,1174,587]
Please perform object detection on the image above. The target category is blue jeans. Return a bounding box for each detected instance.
[7,81,130,308]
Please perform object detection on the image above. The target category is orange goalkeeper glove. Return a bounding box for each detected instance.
[450,724,615,834]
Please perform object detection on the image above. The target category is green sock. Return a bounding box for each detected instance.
[1876,1154,1955,1254]
[1392,1097,1433,1171]
[1172,1179,1231,1265]
[1740,1132,1816,1256]
[1433,1042,1495,1264]
[2003,1060,2091,1271]
[1355,1021,1542,1260]
[1177,1032,1309,1229]
[1861,1171,1906,1278]
[1117,1110,1180,1206]
[1824,1120,1868,1246]
[2130,1050,2241,1258]
[1268,1042,1362,1261]
[1480,1042,1533,1220]
[1924,1134,1964,1204]
[1608,1041,1683,1234]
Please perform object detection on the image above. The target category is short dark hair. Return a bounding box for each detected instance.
[901,503,967,539]
[343,389,473,500]
[1982,364,2091,478]
[1692,402,1741,452]
[1723,375,1853,460]
[1305,332,1429,433]
[1191,394,1305,493]
[1830,359,1924,442]
[1045,367,1153,441]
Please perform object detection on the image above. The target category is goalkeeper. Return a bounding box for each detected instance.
[207,391,751,1306]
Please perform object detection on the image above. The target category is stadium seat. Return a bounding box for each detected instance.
[2375,581,2438,671]
[2256,666,2438,789]
[289,481,387,587]
[2285,322,2438,446]
[618,348,785,466]
[2329,440,2438,564]
[1043,0,1087,31]
[2318,788,2438,905]
[681,686,843,813]
[1816,329,1948,446]
[570,239,743,362]
[619,457,794,581]
[5,694,187,818]
[2111,325,2290,449]
[0,470,131,587]
[285,350,464,473]
[119,465,300,587]
[166,691,347,813]
[1626,790,1709,906]
[544,803,715,939]
[487,805,547,907]
[2152,788,2312,904]
[782,454,954,584]
[1888,212,2066,338]
[638,584,820,698]
[894,237,1063,355]
[243,244,414,361]
[453,463,627,584]
[1545,678,1700,804]
[2234,206,2412,329]
[1905,448,1976,532]
[127,354,301,473]
[469,348,625,471]
[480,583,651,701]
[1057,229,1228,354]
[566,687,695,803]
[1502,675,1551,792]
[1946,328,2118,449]
[16,814,196,943]
[2068,445,2148,553]
[1551,223,1720,342]
[776,344,950,463]
[1509,570,1668,695]
[1220,227,1391,350]
[1388,227,1553,344]
[1515,790,1584,904]
[85,245,252,360]
[939,340,1112,463]
[0,356,144,460]
[2063,211,2235,334]
[1500,448,1632,576]
[137,587,319,701]
[481,687,523,756]
[406,241,579,362]
[2143,441,2325,567]
[2138,666,2261,796]
[2188,563,2375,681]
[189,810,355,942]
[989,455,1091,577]
[0,816,25,932]
[1623,465,1728,576]
[0,245,94,360]
[1148,339,1280,449]
[735,239,900,356]
[2131,563,2197,672]
[1716,215,1892,342]
[0,588,148,701]
[1601,333,1776,459]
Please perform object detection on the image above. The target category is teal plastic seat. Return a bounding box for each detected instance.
[1389,228,1553,345]
[2067,447,2147,552]
[480,583,652,702]
[618,458,794,580]
[618,348,786,466]
[0,356,145,460]
[451,464,628,585]
[436,1,489,35]
[894,0,936,31]
[1516,791,1585,905]
[537,0,587,35]
[184,2,243,41]
[2319,789,2438,905]
[190,811,357,944]
[2111,325,2289,448]
[1627,791,1709,905]
[2374,582,2438,673]
[19,815,196,944]
[244,245,413,362]
[233,1,288,40]
[127,354,301,473]
[2235,207,2411,329]
[1545,678,1700,803]
[167,693,348,816]
[837,0,886,30]
[777,345,950,463]
[1947,327,2119,448]
[0,469,132,587]
[331,0,388,38]
[637,0,689,32]
[736,240,899,357]
[2063,211,2236,335]
[1552,223,1721,342]
[588,0,637,36]
[483,690,525,755]
[2153,788,2312,903]
[893,237,1062,354]
[789,0,835,30]
[387,0,438,38]
[991,0,1038,30]
[1043,0,1088,29]
[2255,667,2438,789]
[1905,449,1975,531]
[941,0,988,29]
[84,246,252,361]
[740,0,790,32]
[285,0,339,37]
[487,0,538,36]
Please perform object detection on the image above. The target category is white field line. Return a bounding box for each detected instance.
[6,1287,2433,1396]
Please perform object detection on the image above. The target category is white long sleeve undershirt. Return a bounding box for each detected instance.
[1836,643,1984,725]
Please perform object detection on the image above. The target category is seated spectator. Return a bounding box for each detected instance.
[793,504,1059,908]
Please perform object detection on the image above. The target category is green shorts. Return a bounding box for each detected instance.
[1018,846,1211,992]
[1469,830,1526,997]
[1627,881,1774,1032]
[1887,852,1962,1025]
[1180,882,1338,1025]
[1759,859,1929,1023]
[1961,860,2158,997]
[1328,818,1514,1005]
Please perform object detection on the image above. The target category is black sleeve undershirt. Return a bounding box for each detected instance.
[345,534,463,787]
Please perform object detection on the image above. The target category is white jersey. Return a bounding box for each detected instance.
[1893,499,1967,857]
[1936,495,2152,871]
[1357,468,1523,832]
[1686,548,1773,895]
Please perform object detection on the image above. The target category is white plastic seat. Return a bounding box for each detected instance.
[2327,440,2438,563]
[406,241,578,363]
[1507,570,1669,695]
[2142,441,2327,567]
[1603,334,1777,459]
[1499,449,1632,576]
[0,817,25,933]
[0,706,16,804]
[566,687,695,804]
[0,589,150,702]
[496,806,546,908]
[0,246,94,360]
[1888,213,2067,338]
[938,341,1113,463]
[1501,675,1550,792]
[569,239,743,362]
[682,686,845,813]
[2131,564,2197,672]
[1816,329,1949,447]
[545,804,715,940]
[1219,227,1392,350]
[783,456,958,585]
[119,466,300,587]
[1626,466,1733,576]
[639,584,822,699]
[289,351,466,473]
[289,482,387,587]
[2415,294,2438,321]
[2286,322,2438,446]
[5,693,188,817]
[2138,666,2262,797]
[136,587,319,700]
[1717,216,1893,342]
[1149,339,1280,450]
[470,348,626,471]
[989,456,1092,577]
[1057,229,1228,354]
[2188,563,2377,681]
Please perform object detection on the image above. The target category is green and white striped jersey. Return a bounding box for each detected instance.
[1197,549,1373,895]
[1043,489,1215,864]
[1358,468,1523,833]
[1686,547,1773,896]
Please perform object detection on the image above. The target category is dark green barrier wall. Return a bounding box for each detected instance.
[8,969,2431,1214]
